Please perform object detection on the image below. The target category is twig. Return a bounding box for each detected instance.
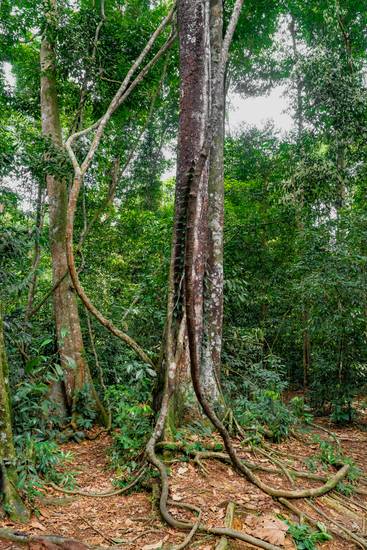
[79,515,114,543]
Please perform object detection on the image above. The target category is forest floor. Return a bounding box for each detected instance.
[1,418,367,550]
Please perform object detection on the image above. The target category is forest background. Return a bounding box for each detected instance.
[0,0,367,548]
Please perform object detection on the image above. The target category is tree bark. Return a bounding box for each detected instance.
[290,16,311,387]
[0,307,29,523]
[201,0,225,406]
[159,0,228,430]
[162,0,210,430]
[40,1,101,420]
[25,181,45,320]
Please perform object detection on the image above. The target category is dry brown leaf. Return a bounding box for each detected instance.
[142,535,168,550]
[30,520,46,531]
[251,516,288,546]
[38,509,50,519]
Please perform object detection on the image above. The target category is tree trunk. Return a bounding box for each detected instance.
[40,1,106,424]
[161,0,210,431]
[160,0,226,432]
[0,307,29,523]
[201,0,225,407]
[290,16,311,388]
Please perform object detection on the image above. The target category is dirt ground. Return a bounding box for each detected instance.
[1,419,367,550]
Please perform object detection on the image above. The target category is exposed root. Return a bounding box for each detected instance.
[167,500,282,550]
[215,502,236,550]
[322,494,360,520]
[48,464,146,497]
[257,447,295,486]
[279,497,364,548]
[170,502,202,550]
[183,451,350,492]
[0,529,89,549]
[331,491,367,513]
[78,515,114,544]
[193,453,210,475]
[306,498,367,549]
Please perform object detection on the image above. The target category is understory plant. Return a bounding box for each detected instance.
[285,520,332,550]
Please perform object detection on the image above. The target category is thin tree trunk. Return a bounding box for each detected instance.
[25,181,45,320]
[0,307,29,523]
[290,16,311,387]
[40,1,101,420]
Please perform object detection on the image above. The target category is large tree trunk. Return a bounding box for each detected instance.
[162,0,210,431]
[0,307,29,523]
[161,0,224,432]
[40,2,105,424]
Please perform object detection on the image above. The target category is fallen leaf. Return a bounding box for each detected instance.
[251,516,288,546]
[177,466,188,475]
[30,520,46,531]
[142,536,168,550]
[171,494,183,501]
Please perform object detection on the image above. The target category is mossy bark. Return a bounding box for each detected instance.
[0,309,30,522]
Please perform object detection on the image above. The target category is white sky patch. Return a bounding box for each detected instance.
[163,86,294,178]
[227,86,293,134]
[3,62,16,89]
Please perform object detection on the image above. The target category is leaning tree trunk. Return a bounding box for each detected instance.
[0,307,29,523]
[40,2,107,425]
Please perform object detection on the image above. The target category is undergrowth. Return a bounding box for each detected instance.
[284,519,332,550]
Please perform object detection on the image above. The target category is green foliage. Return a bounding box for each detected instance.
[285,520,332,550]
[107,382,154,464]
[222,327,295,440]
[14,434,74,499]
[73,384,98,430]
[289,397,313,424]
[1,0,367,485]
[306,437,361,488]
[11,334,66,437]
